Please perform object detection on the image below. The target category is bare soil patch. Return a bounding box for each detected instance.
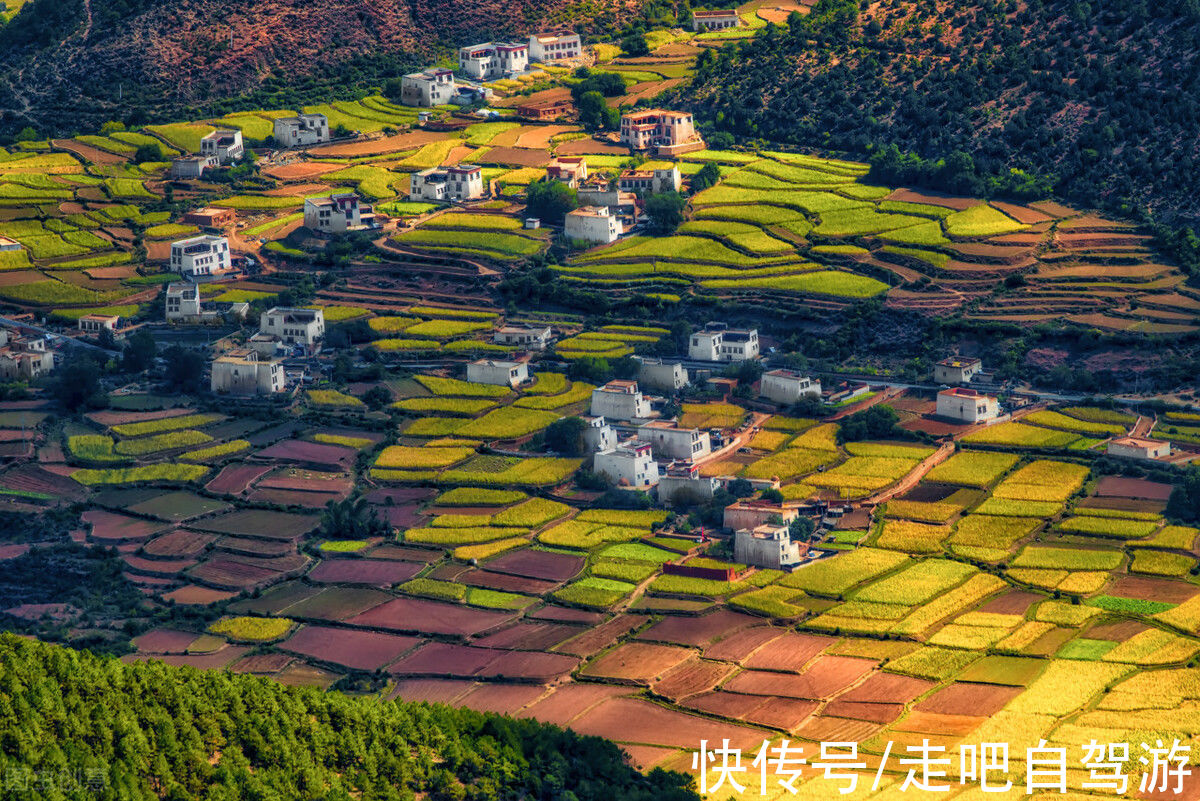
[916,682,1022,716]
[230,652,294,674]
[308,558,422,586]
[980,590,1043,615]
[1109,576,1199,604]
[555,615,647,658]
[84,510,168,544]
[132,628,200,654]
[262,182,330,196]
[838,672,935,704]
[580,642,694,684]
[346,596,518,637]
[701,626,783,662]
[725,656,876,700]
[638,608,759,647]
[742,631,836,672]
[282,586,392,621]
[569,696,767,750]
[886,188,982,210]
[390,678,477,704]
[262,161,344,181]
[474,622,581,651]
[1095,476,1174,500]
[893,710,986,737]
[161,585,238,605]
[652,658,736,701]
[485,549,584,582]
[281,624,421,671]
[518,683,633,725]
[456,683,548,715]
[823,700,905,724]
[308,130,446,157]
[475,146,550,167]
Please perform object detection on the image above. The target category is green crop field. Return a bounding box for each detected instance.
[944,204,1027,237]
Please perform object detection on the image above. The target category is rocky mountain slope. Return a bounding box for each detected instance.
[0,0,641,135]
[681,0,1200,227]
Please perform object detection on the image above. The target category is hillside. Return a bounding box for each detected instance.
[0,634,698,800]
[681,0,1200,227]
[0,0,642,136]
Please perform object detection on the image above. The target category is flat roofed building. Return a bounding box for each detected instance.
[692,8,741,30]
[516,98,574,121]
[528,32,582,61]
[165,282,201,321]
[735,523,806,569]
[400,68,457,107]
[657,462,720,505]
[466,359,529,387]
[458,42,529,80]
[936,387,999,423]
[273,113,330,148]
[564,205,622,244]
[636,356,688,392]
[200,129,244,164]
[0,236,21,252]
[211,349,285,395]
[493,325,552,350]
[303,192,376,234]
[1107,436,1171,461]
[260,307,325,348]
[594,441,659,488]
[168,156,214,180]
[546,157,588,188]
[619,109,705,156]
[582,415,617,454]
[934,356,983,384]
[590,379,652,421]
[637,421,711,461]
[181,207,237,229]
[723,500,798,533]
[618,166,681,194]
[761,369,822,405]
[688,322,759,362]
[409,164,485,202]
[170,235,232,278]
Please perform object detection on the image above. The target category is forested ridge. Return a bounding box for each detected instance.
[682,0,1200,228]
[0,634,699,801]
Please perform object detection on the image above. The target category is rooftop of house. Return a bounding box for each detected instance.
[765,368,810,380]
[264,307,322,323]
[0,236,19,248]
[496,325,550,335]
[938,387,995,400]
[172,234,225,248]
[568,205,613,218]
[693,8,740,16]
[740,523,790,540]
[1111,436,1169,448]
[165,282,199,297]
[215,348,277,365]
[622,108,690,121]
[470,358,523,369]
[598,379,640,393]
[79,314,119,324]
[937,356,982,368]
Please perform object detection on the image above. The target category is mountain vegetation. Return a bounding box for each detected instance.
[0,634,700,800]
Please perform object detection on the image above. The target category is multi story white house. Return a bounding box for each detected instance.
[637,421,711,461]
[936,387,999,423]
[723,500,798,533]
[168,156,214,180]
[692,9,741,31]
[409,165,485,202]
[170,235,232,279]
[619,109,705,156]
[1107,436,1172,461]
[618,166,682,194]
[400,68,457,107]
[528,32,582,61]
[582,415,618,454]
[273,113,330,148]
[564,206,622,244]
[466,359,529,387]
[546,157,588,189]
[761,369,822,405]
[458,42,529,80]
[735,523,806,569]
[493,325,552,350]
[590,380,652,421]
[657,462,720,505]
[164,282,202,322]
[636,357,688,392]
[211,350,285,395]
[594,441,659,488]
[934,356,983,384]
[260,307,325,350]
[303,193,377,234]
[688,322,759,362]
[200,129,244,164]
[0,331,53,381]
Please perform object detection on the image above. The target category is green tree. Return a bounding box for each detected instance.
[690,162,721,192]
[644,191,686,234]
[545,417,588,456]
[788,516,815,542]
[162,345,205,393]
[51,351,101,411]
[837,405,900,443]
[363,385,392,410]
[1167,465,1200,522]
[320,495,388,540]
[134,142,162,162]
[525,179,577,225]
[577,91,618,131]
[121,328,157,373]
[621,31,650,56]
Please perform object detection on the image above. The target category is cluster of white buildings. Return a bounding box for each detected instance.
[0,328,53,381]
[169,129,244,179]
[210,307,326,395]
[164,282,248,324]
[409,164,485,202]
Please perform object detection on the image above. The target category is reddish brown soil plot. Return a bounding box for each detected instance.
[132,628,200,654]
[283,586,392,621]
[555,615,648,658]
[187,554,302,590]
[389,678,479,705]
[455,683,549,716]
[980,590,1044,616]
[916,682,1022,716]
[724,656,877,700]
[517,683,633,726]
[484,548,584,582]
[280,624,422,671]
[458,569,560,595]
[131,646,250,671]
[161,585,238,605]
[205,462,273,494]
[307,558,422,587]
[637,608,759,647]
[741,631,836,672]
[569,697,767,750]
[473,622,582,651]
[230,652,294,674]
[683,691,819,732]
[261,162,344,181]
[228,580,320,615]
[192,509,319,540]
[368,544,443,563]
[308,130,447,157]
[652,658,736,701]
[1109,576,1199,604]
[893,710,986,737]
[84,510,169,544]
[216,536,295,557]
[254,439,356,471]
[528,605,606,625]
[388,642,578,682]
[822,700,905,724]
[838,672,935,704]
[86,407,194,427]
[248,488,348,508]
[580,642,694,685]
[345,596,518,637]
[142,529,217,559]
[702,626,784,662]
[1095,476,1174,500]
[886,187,982,210]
